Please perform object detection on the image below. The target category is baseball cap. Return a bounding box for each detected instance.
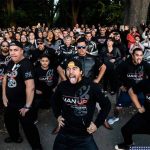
[66,58,82,71]
[10,41,23,49]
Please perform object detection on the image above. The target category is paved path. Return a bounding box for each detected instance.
[0,94,150,150]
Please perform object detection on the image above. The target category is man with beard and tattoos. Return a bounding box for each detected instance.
[52,58,111,150]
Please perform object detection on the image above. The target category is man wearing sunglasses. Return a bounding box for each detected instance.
[57,38,106,84]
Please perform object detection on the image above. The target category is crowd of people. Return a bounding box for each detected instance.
[0,23,150,150]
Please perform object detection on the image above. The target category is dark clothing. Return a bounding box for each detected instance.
[34,65,58,108]
[53,133,98,150]
[58,44,76,62]
[52,78,111,136]
[4,106,42,149]
[100,46,122,92]
[6,58,34,108]
[96,35,107,54]
[121,79,150,144]
[22,42,32,58]
[60,54,103,81]
[4,58,42,149]
[86,40,98,56]
[117,57,150,89]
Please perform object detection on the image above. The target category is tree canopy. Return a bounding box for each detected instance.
[0,0,150,28]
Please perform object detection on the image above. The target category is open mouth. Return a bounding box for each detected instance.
[69,76,77,84]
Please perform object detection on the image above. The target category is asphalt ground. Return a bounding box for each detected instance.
[0,94,149,150]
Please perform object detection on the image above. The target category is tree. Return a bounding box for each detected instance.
[123,0,150,27]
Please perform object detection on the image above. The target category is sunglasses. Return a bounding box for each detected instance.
[77,46,86,49]
[37,42,43,45]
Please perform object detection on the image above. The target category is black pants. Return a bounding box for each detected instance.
[103,62,118,92]
[53,133,98,150]
[121,111,150,144]
[4,106,42,149]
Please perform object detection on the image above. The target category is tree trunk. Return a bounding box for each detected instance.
[7,0,15,26]
[124,0,150,28]
[7,0,14,16]
[71,0,80,26]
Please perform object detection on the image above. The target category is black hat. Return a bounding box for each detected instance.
[66,58,82,71]
[10,41,23,49]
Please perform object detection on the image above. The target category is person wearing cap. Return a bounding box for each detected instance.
[2,41,43,150]
[52,58,111,150]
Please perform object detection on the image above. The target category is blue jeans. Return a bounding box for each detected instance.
[116,91,145,107]
[53,133,98,150]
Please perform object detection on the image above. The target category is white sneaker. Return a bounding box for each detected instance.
[108,117,119,125]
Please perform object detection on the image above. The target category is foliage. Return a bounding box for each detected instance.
[0,0,145,28]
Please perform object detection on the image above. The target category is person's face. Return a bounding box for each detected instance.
[15,34,21,41]
[21,35,27,43]
[29,33,35,40]
[43,31,47,38]
[5,33,10,39]
[63,31,68,37]
[77,42,87,56]
[85,33,92,41]
[64,38,71,46]
[40,57,50,68]
[114,35,120,40]
[100,28,106,35]
[107,39,114,46]
[38,32,43,38]
[1,42,9,53]
[37,42,44,50]
[132,50,143,65]
[22,31,27,36]
[47,31,53,39]
[69,31,74,37]
[54,30,60,37]
[132,27,137,33]
[91,30,96,36]
[9,46,24,63]
[66,62,82,84]
[135,36,140,42]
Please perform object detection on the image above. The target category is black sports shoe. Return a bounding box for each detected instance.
[115,142,134,150]
[4,137,23,143]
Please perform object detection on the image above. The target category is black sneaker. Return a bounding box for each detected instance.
[4,137,23,143]
[115,142,134,150]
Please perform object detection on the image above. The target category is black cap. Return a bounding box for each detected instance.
[10,41,23,49]
[66,58,82,71]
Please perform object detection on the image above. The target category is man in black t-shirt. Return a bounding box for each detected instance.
[115,79,150,150]
[2,41,42,150]
[52,59,111,150]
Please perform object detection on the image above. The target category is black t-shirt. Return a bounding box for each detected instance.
[132,79,150,111]
[34,65,58,97]
[5,58,34,108]
[117,58,150,89]
[52,78,111,136]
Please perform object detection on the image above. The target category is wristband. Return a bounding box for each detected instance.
[24,105,31,109]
